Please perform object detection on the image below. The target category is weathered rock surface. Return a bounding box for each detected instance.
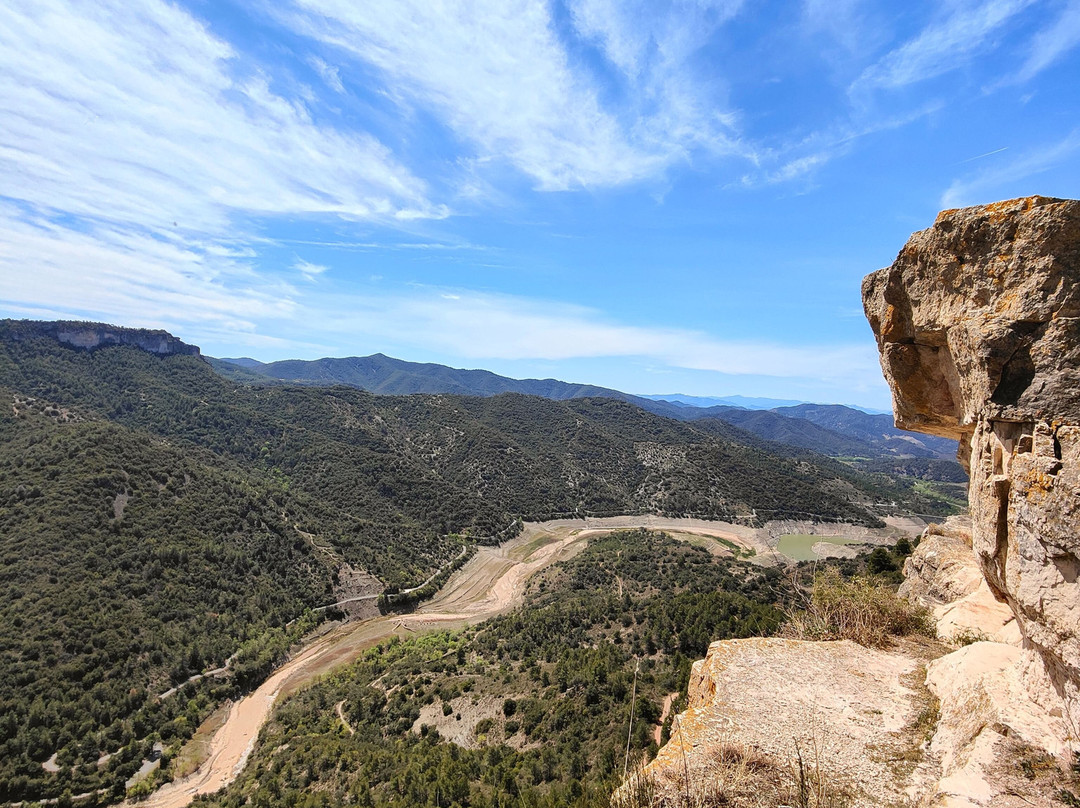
[862,196,1080,437]
[631,197,1080,807]
[898,516,982,606]
[622,637,938,807]
[924,640,1074,807]
[900,516,1020,645]
[864,196,1080,734]
[1,318,201,356]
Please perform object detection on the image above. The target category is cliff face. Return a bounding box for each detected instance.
[627,198,1079,808]
[1,319,201,356]
[863,196,1080,729]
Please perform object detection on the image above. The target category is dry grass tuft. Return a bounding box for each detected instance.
[614,743,787,808]
[614,737,850,808]
[781,568,934,648]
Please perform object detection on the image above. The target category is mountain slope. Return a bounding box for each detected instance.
[641,393,806,409]
[215,354,958,462]
[775,403,958,458]
[227,353,631,400]
[0,320,961,803]
[0,396,331,802]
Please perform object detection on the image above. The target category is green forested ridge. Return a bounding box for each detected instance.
[213,352,962,465]
[196,530,788,808]
[0,399,329,802]
[0,324,959,803]
[0,327,956,543]
[217,353,628,400]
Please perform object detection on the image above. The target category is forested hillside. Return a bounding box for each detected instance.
[213,353,626,399]
[214,353,961,466]
[0,397,332,802]
[197,530,789,808]
[0,321,959,803]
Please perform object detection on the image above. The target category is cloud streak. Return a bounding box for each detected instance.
[313,287,880,383]
[284,0,746,190]
[1014,0,1080,82]
[0,0,443,237]
[851,0,1035,95]
[941,130,1080,207]
[0,213,297,355]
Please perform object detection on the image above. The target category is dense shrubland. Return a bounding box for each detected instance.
[0,405,328,802]
[194,533,926,808]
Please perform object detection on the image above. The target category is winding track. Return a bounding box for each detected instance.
[131,517,763,808]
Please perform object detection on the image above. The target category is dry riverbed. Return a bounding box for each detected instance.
[133,515,923,808]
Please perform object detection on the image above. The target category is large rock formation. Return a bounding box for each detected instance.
[626,198,1079,808]
[1,319,201,356]
[863,196,1080,732]
[899,516,1021,646]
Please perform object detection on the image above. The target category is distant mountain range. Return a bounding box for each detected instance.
[640,393,808,409]
[213,353,626,400]
[212,353,959,463]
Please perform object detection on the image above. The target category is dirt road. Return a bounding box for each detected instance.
[130,517,765,808]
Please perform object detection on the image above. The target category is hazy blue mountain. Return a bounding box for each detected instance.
[215,353,958,462]
[218,357,266,369]
[774,404,958,459]
[219,353,633,400]
[642,393,807,409]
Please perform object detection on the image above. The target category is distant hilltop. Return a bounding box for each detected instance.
[0,319,201,357]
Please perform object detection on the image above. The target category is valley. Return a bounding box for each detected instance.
[135,514,924,808]
[0,322,948,805]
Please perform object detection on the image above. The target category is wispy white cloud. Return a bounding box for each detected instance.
[294,259,329,281]
[312,287,880,383]
[851,0,1035,96]
[1014,0,1080,82]
[308,55,345,93]
[744,153,832,187]
[0,204,296,339]
[282,0,746,191]
[0,0,443,236]
[801,0,885,58]
[941,129,1080,207]
[737,99,945,188]
[0,206,881,385]
[568,0,746,154]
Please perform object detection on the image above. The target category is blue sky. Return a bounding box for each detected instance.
[1,0,1078,410]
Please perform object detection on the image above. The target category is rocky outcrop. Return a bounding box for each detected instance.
[898,516,981,606]
[863,196,1080,734]
[627,198,1079,808]
[925,640,1073,805]
[899,516,1020,646]
[620,637,939,807]
[1,319,200,356]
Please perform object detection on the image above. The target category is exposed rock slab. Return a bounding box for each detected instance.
[899,516,981,607]
[925,641,1074,807]
[630,638,937,807]
[864,195,1080,734]
[900,516,1020,645]
[933,580,1020,646]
